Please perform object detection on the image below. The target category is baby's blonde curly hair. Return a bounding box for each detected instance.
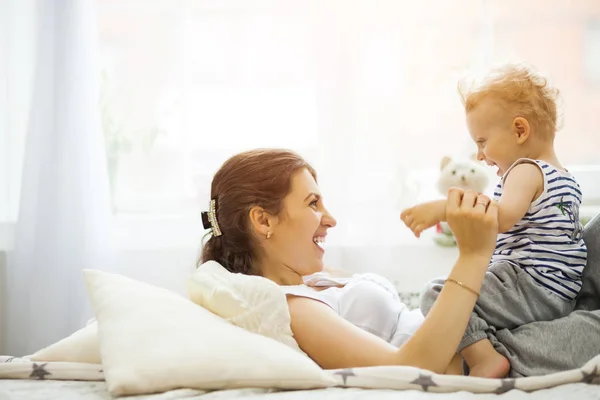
[458,64,561,140]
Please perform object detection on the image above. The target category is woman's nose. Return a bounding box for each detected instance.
[322,209,337,228]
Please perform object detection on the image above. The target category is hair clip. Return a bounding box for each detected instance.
[201,199,222,237]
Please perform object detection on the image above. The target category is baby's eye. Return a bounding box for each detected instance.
[471,169,475,173]
[452,170,456,175]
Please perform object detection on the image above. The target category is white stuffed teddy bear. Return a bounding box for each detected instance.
[434,155,490,247]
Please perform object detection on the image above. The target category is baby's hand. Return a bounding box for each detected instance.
[400,200,446,238]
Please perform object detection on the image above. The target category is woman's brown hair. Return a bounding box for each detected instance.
[199,148,316,275]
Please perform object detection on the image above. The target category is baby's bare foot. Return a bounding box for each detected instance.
[468,351,510,378]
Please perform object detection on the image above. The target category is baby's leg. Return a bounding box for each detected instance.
[463,262,576,377]
[421,262,564,377]
[461,338,510,378]
[491,310,600,377]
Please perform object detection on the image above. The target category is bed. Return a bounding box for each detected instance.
[1,214,599,399]
[0,355,599,400]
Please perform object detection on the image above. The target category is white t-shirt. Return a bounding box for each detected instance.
[282,272,424,347]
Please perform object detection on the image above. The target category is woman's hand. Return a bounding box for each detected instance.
[445,188,498,261]
[389,188,498,374]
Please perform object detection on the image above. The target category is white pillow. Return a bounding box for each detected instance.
[83,269,334,397]
[187,261,302,353]
[27,261,301,364]
[28,322,100,364]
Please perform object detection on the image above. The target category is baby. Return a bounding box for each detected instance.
[401,64,587,378]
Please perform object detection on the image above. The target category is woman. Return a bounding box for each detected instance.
[200,148,498,374]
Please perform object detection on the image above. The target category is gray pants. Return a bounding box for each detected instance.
[491,310,600,377]
[420,261,576,352]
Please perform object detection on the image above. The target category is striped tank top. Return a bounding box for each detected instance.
[491,158,587,301]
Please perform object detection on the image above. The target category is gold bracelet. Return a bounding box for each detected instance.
[445,278,480,297]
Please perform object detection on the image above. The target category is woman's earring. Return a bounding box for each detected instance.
[266,231,271,239]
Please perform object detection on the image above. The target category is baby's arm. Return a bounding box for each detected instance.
[496,163,544,233]
[400,199,446,237]
[401,163,542,237]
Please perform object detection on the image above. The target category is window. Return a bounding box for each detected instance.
[584,20,600,86]
[0,1,35,224]
[98,1,489,227]
[3,1,599,248]
[95,0,600,245]
[99,1,318,215]
[490,0,600,168]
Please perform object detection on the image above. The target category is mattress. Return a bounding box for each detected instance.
[1,380,599,400]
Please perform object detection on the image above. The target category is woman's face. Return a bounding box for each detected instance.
[266,168,337,278]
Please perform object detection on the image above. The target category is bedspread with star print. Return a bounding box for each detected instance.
[0,354,599,398]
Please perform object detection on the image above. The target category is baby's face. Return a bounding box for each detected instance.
[466,99,520,177]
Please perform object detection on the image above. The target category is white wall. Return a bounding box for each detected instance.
[0,251,5,353]
[0,237,456,314]
[69,242,456,298]
[111,242,458,296]
[114,248,199,296]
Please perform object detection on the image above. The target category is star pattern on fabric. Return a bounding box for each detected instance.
[581,366,600,384]
[410,373,438,392]
[333,368,355,385]
[494,378,517,394]
[29,363,51,380]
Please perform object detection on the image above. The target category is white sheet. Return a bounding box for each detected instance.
[1,354,599,396]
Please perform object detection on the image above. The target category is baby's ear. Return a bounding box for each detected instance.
[440,156,452,171]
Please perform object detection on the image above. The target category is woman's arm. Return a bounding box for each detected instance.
[395,253,490,372]
[289,189,498,373]
[289,254,489,371]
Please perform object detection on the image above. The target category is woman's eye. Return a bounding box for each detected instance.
[310,200,318,208]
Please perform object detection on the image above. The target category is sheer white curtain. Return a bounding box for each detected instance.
[2,0,114,356]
